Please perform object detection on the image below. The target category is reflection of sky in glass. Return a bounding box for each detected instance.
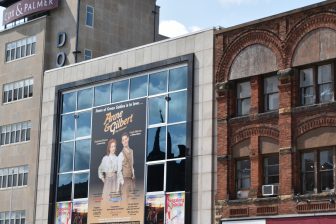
[76,111,91,138]
[61,114,75,141]
[58,174,72,187]
[169,67,187,91]
[168,91,187,123]
[167,124,186,159]
[149,96,166,125]
[62,92,76,113]
[59,142,73,173]
[112,80,129,103]
[77,88,93,110]
[94,84,110,106]
[130,76,148,99]
[149,71,167,95]
[147,127,166,161]
[75,140,91,171]
[57,174,72,201]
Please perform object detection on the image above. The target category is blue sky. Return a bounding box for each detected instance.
[157,0,325,37]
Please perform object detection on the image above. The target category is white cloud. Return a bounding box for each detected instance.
[159,20,202,38]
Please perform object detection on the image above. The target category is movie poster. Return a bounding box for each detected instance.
[166,193,185,224]
[88,98,147,223]
[72,201,88,224]
[55,202,72,224]
[145,195,165,224]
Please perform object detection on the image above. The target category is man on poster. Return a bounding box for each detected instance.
[118,132,136,200]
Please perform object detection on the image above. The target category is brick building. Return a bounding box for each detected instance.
[215,1,336,223]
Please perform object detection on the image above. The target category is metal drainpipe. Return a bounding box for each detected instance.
[152,4,157,42]
[75,0,81,63]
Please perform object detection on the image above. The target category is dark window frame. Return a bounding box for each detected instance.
[236,80,251,116]
[263,74,279,111]
[263,154,279,185]
[235,158,251,191]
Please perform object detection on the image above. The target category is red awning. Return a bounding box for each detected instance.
[267,216,336,224]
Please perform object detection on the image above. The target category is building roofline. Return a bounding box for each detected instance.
[45,28,216,74]
[0,15,47,34]
[215,0,336,35]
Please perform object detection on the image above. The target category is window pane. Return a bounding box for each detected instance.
[76,111,92,138]
[111,80,129,103]
[147,126,166,161]
[303,172,315,192]
[166,160,185,192]
[321,171,333,191]
[74,173,89,199]
[266,93,279,111]
[61,114,75,141]
[59,142,74,173]
[7,174,12,187]
[75,139,91,171]
[148,96,166,125]
[167,124,187,159]
[301,86,315,105]
[237,81,251,98]
[168,91,187,123]
[302,152,314,172]
[149,71,168,95]
[94,84,110,106]
[62,92,76,113]
[300,68,314,87]
[237,160,250,190]
[57,174,72,202]
[264,76,279,94]
[130,76,148,99]
[147,164,164,192]
[12,174,17,187]
[169,66,187,91]
[320,150,333,171]
[318,64,332,84]
[77,88,93,110]
[23,173,28,185]
[319,83,334,103]
[238,98,250,116]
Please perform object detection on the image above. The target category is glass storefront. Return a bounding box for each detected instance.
[54,64,191,224]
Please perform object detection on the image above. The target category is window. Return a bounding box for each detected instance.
[300,64,334,105]
[263,155,279,184]
[84,49,92,60]
[57,65,190,223]
[5,37,36,62]
[0,166,28,189]
[86,5,94,27]
[0,211,25,224]
[264,75,279,111]
[0,121,31,146]
[236,159,250,190]
[237,81,251,116]
[302,149,335,193]
[3,79,33,104]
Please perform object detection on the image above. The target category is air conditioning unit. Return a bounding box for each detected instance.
[262,184,279,196]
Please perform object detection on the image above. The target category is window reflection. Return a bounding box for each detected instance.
[57,174,72,202]
[169,66,187,91]
[130,76,148,99]
[59,142,74,173]
[112,80,129,103]
[168,91,187,123]
[166,160,185,192]
[61,114,75,141]
[75,140,91,171]
[149,71,167,95]
[94,84,110,106]
[76,111,92,138]
[147,164,164,192]
[167,124,187,159]
[147,126,166,161]
[148,96,166,125]
[74,173,89,199]
[77,88,93,110]
[62,92,76,113]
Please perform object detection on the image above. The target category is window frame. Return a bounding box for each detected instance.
[235,158,251,191]
[236,80,251,116]
[5,37,36,62]
[84,49,92,61]
[263,74,279,111]
[263,154,279,185]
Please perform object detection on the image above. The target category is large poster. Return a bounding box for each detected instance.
[55,202,72,224]
[166,193,185,224]
[88,98,147,223]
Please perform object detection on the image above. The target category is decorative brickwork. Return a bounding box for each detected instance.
[231,125,279,146]
[297,116,336,137]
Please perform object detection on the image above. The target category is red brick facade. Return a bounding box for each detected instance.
[215,1,336,222]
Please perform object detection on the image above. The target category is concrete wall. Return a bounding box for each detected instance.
[0,17,47,224]
[37,29,215,224]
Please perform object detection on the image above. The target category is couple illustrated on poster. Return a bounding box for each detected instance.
[98,132,136,203]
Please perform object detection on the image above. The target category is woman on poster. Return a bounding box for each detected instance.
[98,138,120,202]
